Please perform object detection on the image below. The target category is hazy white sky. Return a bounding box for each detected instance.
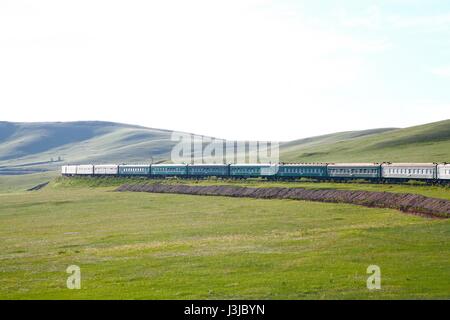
[1,0,449,140]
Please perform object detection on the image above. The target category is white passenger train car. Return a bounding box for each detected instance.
[75,164,94,175]
[93,164,118,175]
[61,165,77,176]
[381,163,437,180]
[437,164,450,180]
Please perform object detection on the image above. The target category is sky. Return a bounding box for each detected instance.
[1,0,449,141]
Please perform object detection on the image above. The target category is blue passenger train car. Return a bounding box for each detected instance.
[230,164,279,178]
[150,164,188,177]
[187,164,230,177]
[118,164,151,176]
[277,163,328,178]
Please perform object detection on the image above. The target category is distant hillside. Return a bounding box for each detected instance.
[0,121,182,173]
[1,119,449,174]
[280,119,450,163]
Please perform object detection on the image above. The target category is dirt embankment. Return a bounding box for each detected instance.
[27,181,49,191]
[116,183,450,219]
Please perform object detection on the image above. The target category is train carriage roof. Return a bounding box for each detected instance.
[381,163,436,167]
[280,163,328,167]
[119,164,151,167]
[327,163,381,167]
[229,163,278,167]
[188,164,229,167]
[151,164,188,167]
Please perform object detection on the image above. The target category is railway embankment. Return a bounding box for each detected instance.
[116,183,450,219]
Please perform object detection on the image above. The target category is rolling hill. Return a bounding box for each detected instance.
[0,121,183,174]
[281,119,450,163]
[0,119,449,174]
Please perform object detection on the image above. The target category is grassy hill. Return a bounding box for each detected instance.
[281,119,450,163]
[1,119,449,175]
[0,121,184,173]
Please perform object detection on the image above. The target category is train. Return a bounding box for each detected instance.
[61,162,450,183]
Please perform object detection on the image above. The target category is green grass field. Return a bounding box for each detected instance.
[0,171,58,194]
[0,177,449,299]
